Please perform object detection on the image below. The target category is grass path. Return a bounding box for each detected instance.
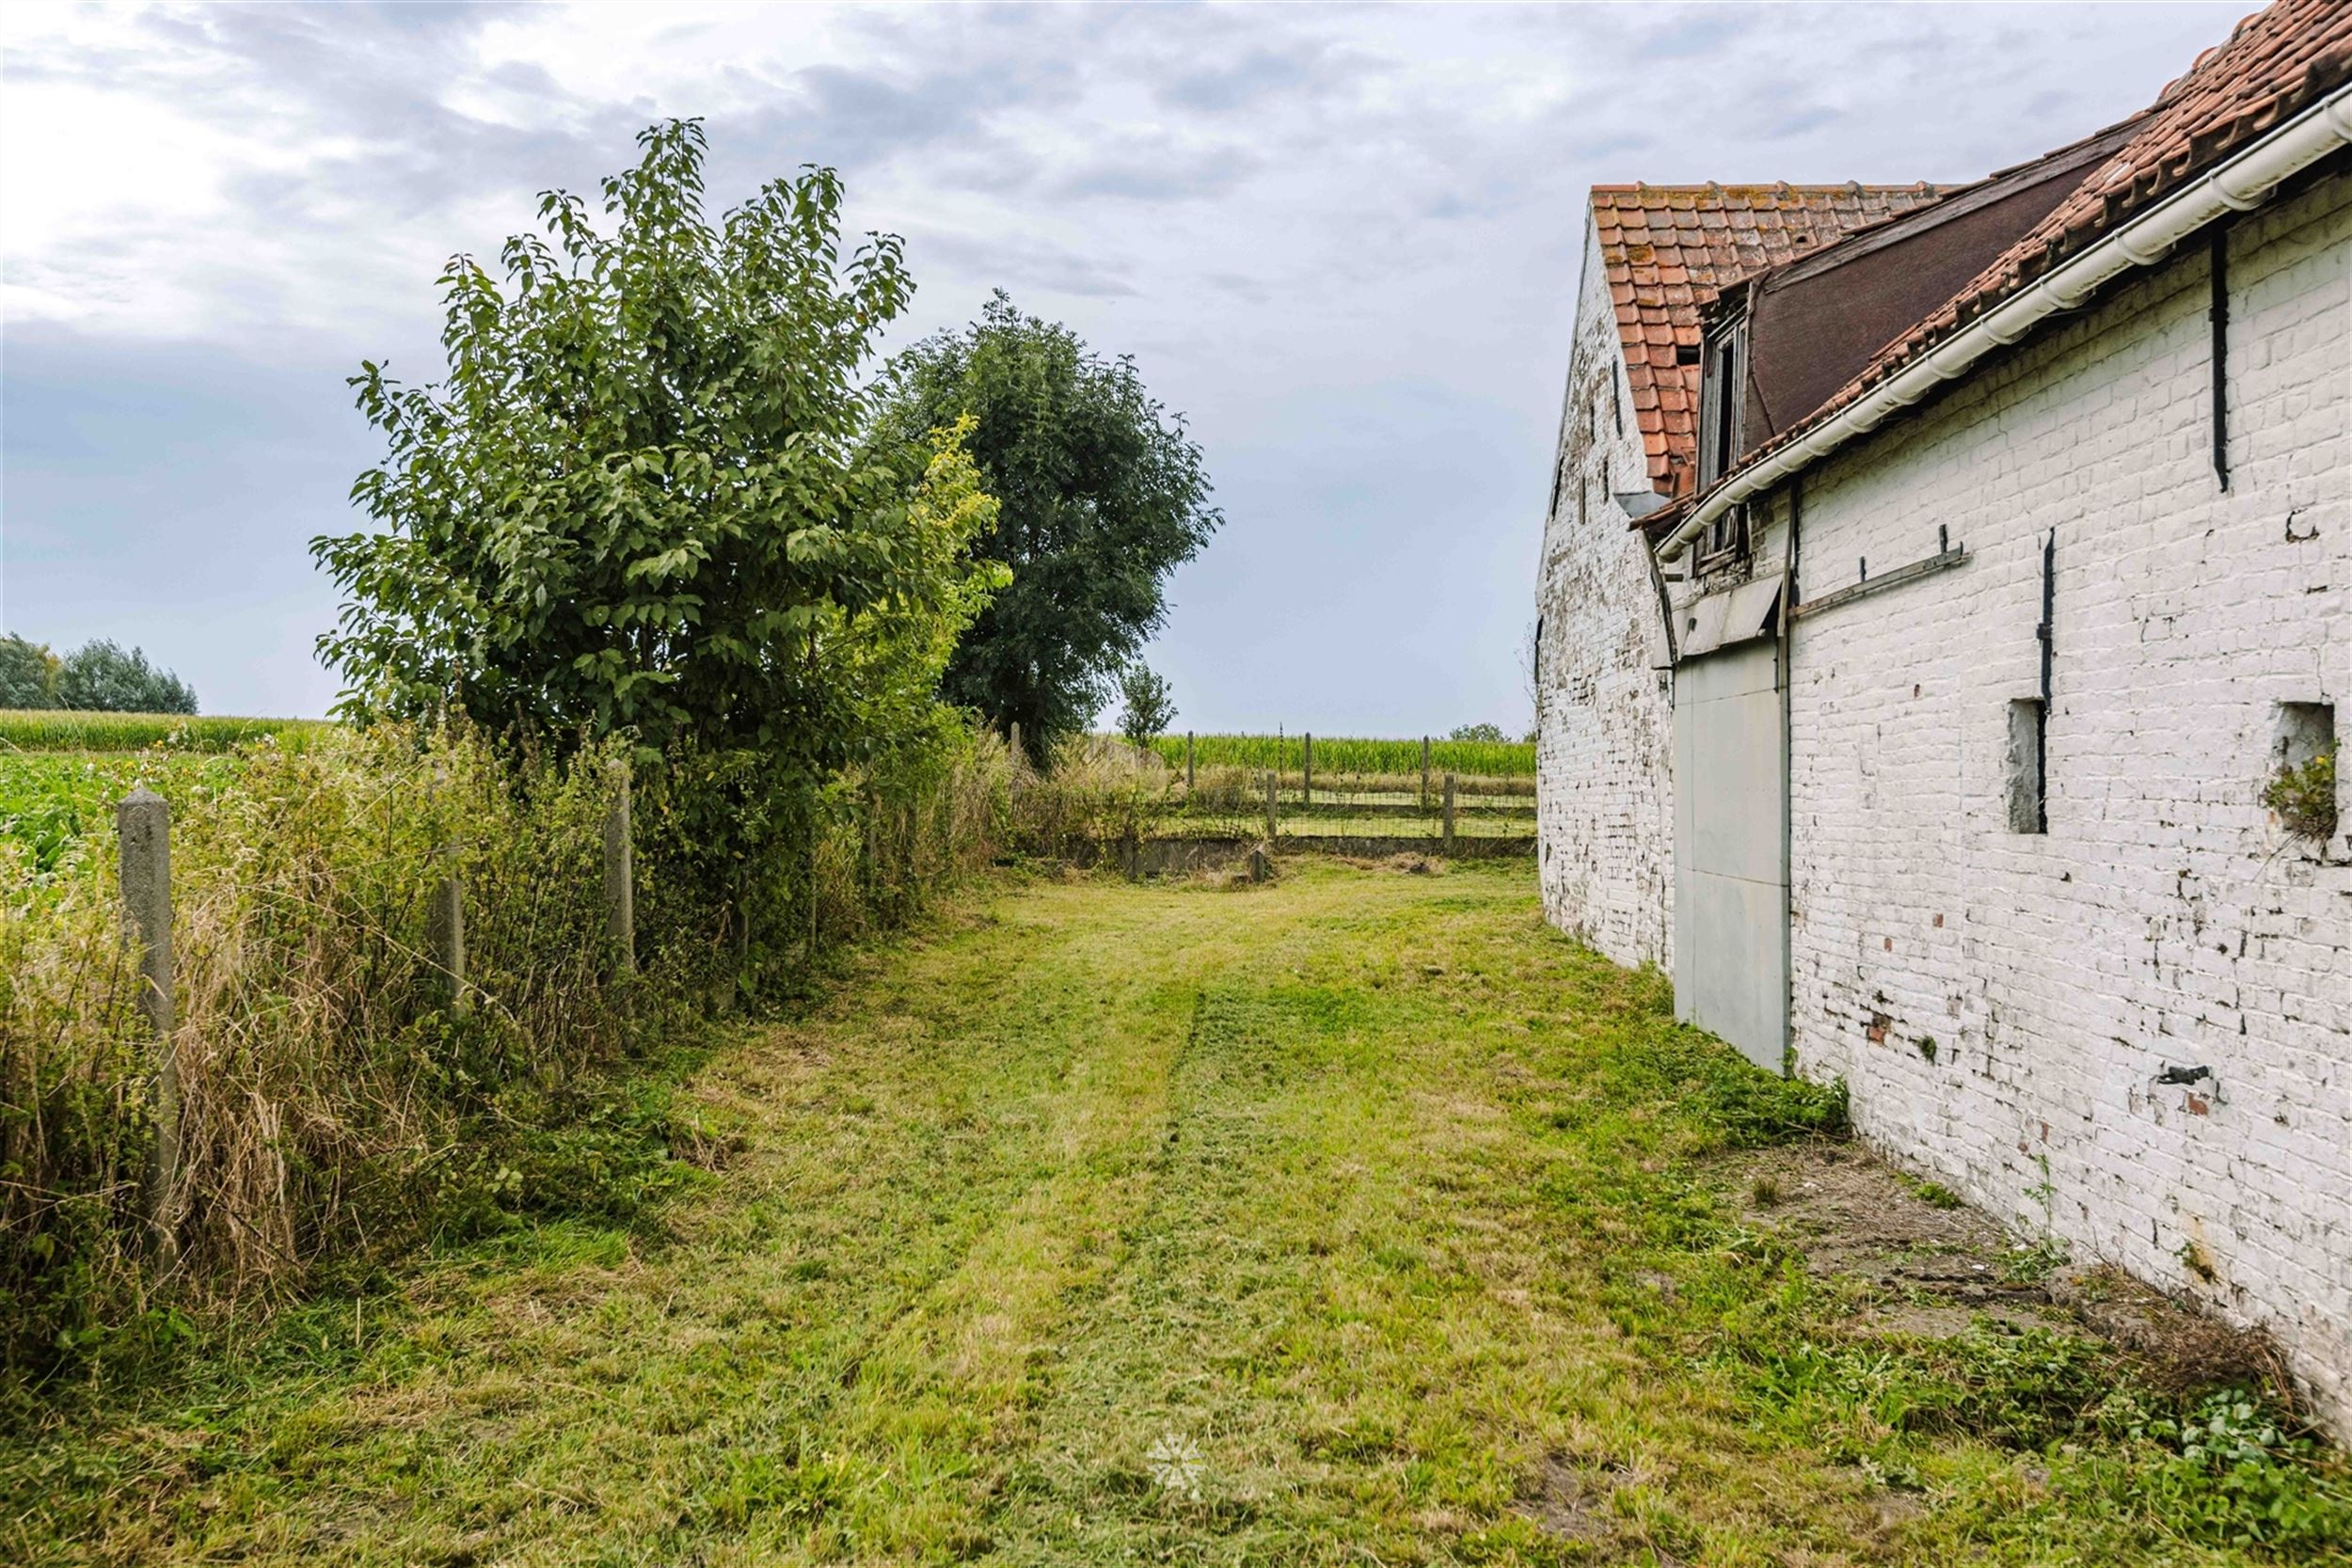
[8,862,2344,1565]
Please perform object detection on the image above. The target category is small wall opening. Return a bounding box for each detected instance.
[2006,698,2046,834]
[2265,701,2338,842]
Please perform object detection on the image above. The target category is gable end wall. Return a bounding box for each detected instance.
[1536,218,1674,968]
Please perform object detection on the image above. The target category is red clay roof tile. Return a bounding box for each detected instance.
[1592,182,1950,495]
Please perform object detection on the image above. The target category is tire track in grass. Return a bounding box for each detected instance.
[977,972,1434,1565]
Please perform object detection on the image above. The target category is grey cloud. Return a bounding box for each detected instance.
[910,230,1141,302]
[1153,40,1377,115]
[1052,143,1263,204]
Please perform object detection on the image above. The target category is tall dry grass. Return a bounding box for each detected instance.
[1005,735,1178,857]
[0,721,1020,1393]
[0,727,629,1370]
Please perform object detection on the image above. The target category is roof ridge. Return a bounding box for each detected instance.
[1590,181,1943,196]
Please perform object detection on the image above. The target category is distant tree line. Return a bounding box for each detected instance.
[0,634,198,714]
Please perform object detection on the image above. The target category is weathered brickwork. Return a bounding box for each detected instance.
[1536,222,1673,968]
[1786,171,2352,1428]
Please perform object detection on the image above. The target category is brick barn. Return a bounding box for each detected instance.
[1534,0,2352,1429]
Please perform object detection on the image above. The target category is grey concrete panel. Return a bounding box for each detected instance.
[1672,639,1788,1073]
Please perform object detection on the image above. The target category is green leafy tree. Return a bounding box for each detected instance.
[1116,662,1176,752]
[873,292,1220,765]
[0,635,56,708]
[1449,722,1506,744]
[312,119,973,786]
[52,640,197,714]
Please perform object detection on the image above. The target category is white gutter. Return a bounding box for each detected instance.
[1660,83,2352,562]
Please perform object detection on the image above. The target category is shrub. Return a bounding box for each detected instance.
[1117,663,1176,752]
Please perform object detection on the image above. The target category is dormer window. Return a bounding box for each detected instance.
[1695,315,1750,562]
[1697,318,1746,490]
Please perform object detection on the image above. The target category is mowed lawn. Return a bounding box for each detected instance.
[9,862,2343,1566]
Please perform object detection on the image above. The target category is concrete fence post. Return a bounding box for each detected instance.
[1421,736,1432,810]
[426,856,467,1010]
[1009,720,1023,770]
[1442,772,1457,852]
[1263,770,1279,843]
[425,767,467,1011]
[604,761,635,976]
[1303,732,1313,808]
[116,787,179,1259]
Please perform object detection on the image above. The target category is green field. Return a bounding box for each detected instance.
[0,711,312,874]
[0,752,239,874]
[0,709,323,754]
[1148,732,1535,778]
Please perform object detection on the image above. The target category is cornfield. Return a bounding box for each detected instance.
[1144,732,1535,779]
[0,710,326,754]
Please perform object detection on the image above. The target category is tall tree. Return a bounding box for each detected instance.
[1115,661,1176,752]
[0,635,56,709]
[52,641,196,714]
[873,293,1220,763]
[311,119,988,784]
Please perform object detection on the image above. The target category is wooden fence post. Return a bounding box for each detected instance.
[116,787,179,1259]
[1185,731,1195,791]
[1442,772,1457,853]
[604,761,635,975]
[1009,720,1023,769]
[1263,770,1279,843]
[1421,736,1431,810]
[1303,732,1313,808]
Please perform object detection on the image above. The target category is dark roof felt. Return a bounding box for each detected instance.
[1592,182,1949,497]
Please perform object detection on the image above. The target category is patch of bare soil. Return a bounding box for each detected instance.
[1518,1454,1613,1542]
[1330,852,1447,875]
[1720,1144,2283,1395]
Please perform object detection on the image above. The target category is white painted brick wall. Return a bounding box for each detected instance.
[1536,219,1675,970]
[1788,170,2352,1430]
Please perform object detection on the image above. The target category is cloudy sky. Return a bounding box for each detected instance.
[3,1,2249,729]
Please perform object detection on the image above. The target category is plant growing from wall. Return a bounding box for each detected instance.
[2260,750,2336,842]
